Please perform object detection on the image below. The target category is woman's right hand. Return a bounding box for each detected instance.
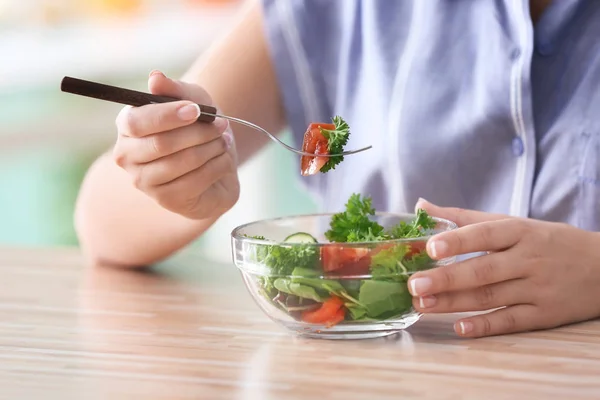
[113,70,240,220]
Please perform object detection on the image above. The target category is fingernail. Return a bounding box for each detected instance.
[409,277,432,296]
[428,239,448,258]
[222,130,234,149]
[456,321,473,335]
[214,117,229,133]
[149,69,165,78]
[415,197,429,212]
[178,104,200,121]
[418,295,436,309]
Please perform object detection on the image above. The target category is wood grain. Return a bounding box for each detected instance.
[0,246,599,400]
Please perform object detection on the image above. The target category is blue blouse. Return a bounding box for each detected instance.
[260,0,600,231]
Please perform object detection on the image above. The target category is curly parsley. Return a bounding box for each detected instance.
[388,208,438,238]
[324,193,436,242]
[319,116,351,173]
[325,194,386,242]
[250,240,319,276]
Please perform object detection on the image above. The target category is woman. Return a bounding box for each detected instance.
[74,0,600,338]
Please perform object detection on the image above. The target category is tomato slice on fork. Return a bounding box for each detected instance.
[300,122,334,176]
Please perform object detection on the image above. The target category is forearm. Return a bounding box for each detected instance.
[75,152,218,267]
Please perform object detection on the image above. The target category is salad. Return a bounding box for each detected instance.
[300,116,350,176]
[248,193,438,327]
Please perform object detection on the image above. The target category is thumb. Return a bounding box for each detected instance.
[147,70,214,105]
[414,198,508,227]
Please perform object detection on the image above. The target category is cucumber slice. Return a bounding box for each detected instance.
[284,232,318,243]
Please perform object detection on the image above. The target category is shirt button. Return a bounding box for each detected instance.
[512,137,524,157]
[510,49,521,60]
[536,42,553,56]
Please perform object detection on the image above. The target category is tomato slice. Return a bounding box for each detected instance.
[301,296,345,325]
[406,241,426,258]
[321,245,370,273]
[328,256,372,276]
[325,308,346,327]
[300,123,334,176]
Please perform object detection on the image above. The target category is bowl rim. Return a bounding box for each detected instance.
[230,211,458,247]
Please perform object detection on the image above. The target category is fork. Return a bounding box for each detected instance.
[60,76,372,158]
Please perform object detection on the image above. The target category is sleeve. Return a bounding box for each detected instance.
[259,0,334,146]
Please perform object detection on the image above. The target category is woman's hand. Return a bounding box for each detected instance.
[408,199,600,338]
[113,70,240,220]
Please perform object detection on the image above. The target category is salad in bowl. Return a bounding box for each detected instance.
[231,194,457,339]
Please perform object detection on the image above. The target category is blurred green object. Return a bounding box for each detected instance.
[0,146,96,245]
[0,80,102,246]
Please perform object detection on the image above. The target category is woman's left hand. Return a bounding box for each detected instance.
[408,199,600,338]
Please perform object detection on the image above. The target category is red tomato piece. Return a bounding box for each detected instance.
[321,245,370,273]
[301,296,345,325]
[326,256,372,276]
[407,241,426,258]
[300,123,334,176]
[325,308,346,327]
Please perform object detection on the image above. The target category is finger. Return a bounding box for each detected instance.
[133,136,228,188]
[453,304,539,338]
[415,198,509,227]
[413,278,530,314]
[114,122,227,165]
[408,251,526,296]
[150,151,235,211]
[116,101,201,138]
[426,219,522,260]
[146,70,229,137]
[148,70,212,105]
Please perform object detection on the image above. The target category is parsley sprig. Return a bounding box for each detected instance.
[247,236,319,276]
[388,209,437,238]
[324,194,385,242]
[324,193,436,242]
[319,116,350,173]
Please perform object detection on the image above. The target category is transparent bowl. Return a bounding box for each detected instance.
[231,213,457,340]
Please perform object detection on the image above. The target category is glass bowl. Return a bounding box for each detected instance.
[230,213,457,339]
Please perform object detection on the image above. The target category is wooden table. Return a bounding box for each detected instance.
[1,247,599,400]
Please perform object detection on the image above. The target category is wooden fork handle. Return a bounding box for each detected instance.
[60,76,217,123]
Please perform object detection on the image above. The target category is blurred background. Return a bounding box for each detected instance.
[0,0,317,262]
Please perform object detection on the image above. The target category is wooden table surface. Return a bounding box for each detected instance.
[1,247,599,400]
